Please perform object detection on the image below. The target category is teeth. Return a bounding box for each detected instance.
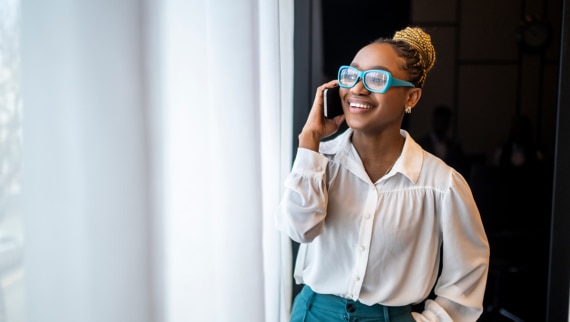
[350,102,373,109]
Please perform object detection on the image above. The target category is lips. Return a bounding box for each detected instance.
[349,102,374,109]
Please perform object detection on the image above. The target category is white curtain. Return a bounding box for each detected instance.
[20,0,293,321]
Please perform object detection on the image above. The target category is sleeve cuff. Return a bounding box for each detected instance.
[291,148,329,177]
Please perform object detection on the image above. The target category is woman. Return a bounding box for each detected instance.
[276,26,490,322]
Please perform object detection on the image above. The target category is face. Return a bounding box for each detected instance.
[339,43,421,134]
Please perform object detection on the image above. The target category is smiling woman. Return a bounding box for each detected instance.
[277,26,490,322]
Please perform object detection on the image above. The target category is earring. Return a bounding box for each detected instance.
[405,106,412,114]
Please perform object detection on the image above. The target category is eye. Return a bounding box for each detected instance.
[366,72,388,86]
[345,70,358,82]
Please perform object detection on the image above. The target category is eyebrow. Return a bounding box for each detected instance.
[349,64,390,72]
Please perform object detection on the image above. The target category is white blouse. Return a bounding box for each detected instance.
[276,129,490,322]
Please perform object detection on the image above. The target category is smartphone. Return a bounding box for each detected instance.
[324,87,343,119]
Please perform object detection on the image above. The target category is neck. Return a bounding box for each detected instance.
[351,130,405,182]
[352,130,404,157]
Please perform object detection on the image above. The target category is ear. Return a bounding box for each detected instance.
[405,88,422,111]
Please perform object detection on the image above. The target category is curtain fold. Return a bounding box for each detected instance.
[259,0,295,321]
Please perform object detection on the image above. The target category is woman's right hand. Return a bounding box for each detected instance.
[298,80,346,151]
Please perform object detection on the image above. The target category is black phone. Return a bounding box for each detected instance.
[324,87,343,119]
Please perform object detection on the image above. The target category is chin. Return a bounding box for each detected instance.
[344,118,365,130]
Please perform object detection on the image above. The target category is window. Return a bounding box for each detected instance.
[0,0,24,320]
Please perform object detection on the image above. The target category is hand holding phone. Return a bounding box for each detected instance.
[324,87,343,119]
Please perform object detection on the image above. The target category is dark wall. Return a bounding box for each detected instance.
[547,0,570,319]
[320,1,411,79]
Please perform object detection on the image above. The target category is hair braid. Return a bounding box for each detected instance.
[373,26,436,88]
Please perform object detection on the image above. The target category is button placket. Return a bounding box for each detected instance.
[349,186,378,297]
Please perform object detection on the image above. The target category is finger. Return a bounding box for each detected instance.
[325,79,338,88]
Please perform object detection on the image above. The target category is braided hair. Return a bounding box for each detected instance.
[373,27,436,89]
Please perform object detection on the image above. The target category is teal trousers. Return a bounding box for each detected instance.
[290,285,416,322]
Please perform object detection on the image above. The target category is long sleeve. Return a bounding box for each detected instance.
[276,148,330,243]
[414,171,490,322]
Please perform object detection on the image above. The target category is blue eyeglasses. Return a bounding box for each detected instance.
[337,65,415,94]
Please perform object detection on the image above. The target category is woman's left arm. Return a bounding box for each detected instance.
[417,171,491,322]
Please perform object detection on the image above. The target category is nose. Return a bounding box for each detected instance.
[350,77,370,95]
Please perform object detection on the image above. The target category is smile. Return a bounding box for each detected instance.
[349,102,373,109]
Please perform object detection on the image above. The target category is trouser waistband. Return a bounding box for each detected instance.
[299,285,412,319]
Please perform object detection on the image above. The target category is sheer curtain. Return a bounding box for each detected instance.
[21,0,293,321]
[148,0,294,321]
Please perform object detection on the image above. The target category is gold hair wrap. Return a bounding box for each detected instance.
[393,27,436,85]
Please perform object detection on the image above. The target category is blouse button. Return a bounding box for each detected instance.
[360,245,365,252]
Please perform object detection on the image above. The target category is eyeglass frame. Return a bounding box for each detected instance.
[337,65,415,94]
